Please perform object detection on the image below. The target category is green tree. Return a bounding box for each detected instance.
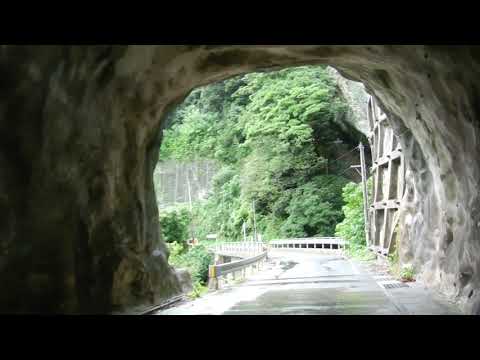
[158,65,365,244]
[280,176,349,238]
[335,179,373,248]
[159,207,192,248]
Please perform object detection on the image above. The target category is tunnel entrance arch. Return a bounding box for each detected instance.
[1,45,479,314]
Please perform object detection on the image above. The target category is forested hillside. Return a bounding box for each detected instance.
[156,66,367,244]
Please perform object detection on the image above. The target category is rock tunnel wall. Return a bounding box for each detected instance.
[1,45,480,314]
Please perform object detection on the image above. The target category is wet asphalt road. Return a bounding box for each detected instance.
[157,250,461,315]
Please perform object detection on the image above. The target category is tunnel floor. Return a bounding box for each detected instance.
[157,251,461,315]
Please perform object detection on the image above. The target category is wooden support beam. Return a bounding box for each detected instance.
[367,95,406,257]
[370,200,401,210]
[371,149,402,171]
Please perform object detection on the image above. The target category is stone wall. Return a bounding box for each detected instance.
[1,45,479,314]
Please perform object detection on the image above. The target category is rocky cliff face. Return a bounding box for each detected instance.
[1,45,479,314]
[327,66,370,135]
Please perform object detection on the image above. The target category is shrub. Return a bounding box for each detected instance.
[388,248,416,282]
[400,265,416,282]
[279,176,348,238]
[159,207,192,248]
[168,243,214,286]
[335,182,366,248]
[167,241,185,259]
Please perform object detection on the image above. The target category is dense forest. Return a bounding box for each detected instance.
[155,66,369,293]
[157,66,367,241]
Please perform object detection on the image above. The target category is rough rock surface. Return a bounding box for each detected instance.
[327,66,370,135]
[175,269,193,295]
[1,45,479,314]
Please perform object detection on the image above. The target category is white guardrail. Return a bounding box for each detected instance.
[208,242,267,290]
[269,237,347,250]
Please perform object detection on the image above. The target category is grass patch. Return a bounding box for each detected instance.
[388,248,415,282]
[188,282,209,300]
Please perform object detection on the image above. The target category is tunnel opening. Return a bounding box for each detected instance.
[153,65,371,298]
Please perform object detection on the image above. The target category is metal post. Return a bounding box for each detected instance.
[359,142,370,247]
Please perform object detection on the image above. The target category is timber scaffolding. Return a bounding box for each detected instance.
[366,96,406,257]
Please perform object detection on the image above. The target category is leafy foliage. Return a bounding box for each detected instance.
[159,65,366,245]
[335,178,375,260]
[335,182,366,248]
[400,265,416,282]
[159,207,192,248]
[168,242,214,288]
[388,247,416,282]
[279,176,349,237]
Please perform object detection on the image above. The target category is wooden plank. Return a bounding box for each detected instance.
[398,153,405,199]
[371,149,402,171]
[370,200,401,210]
[379,208,387,250]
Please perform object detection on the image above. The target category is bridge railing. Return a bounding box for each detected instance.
[210,242,266,257]
[269,237,347,251]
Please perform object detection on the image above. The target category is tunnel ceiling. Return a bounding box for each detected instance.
[0,45,479,314]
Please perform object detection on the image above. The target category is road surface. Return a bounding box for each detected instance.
[157,250,461,315]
